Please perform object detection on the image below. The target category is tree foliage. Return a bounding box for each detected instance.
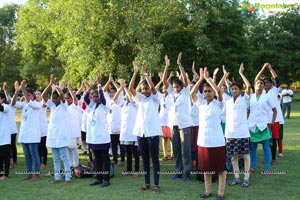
[0,0,299,89]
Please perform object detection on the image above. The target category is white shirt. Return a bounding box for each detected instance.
[8,105,18,134]
[281,88,293,103]
[120,101,138,142]
[158,92,171,126]
[220,93,231,123]
[46,100,71,148]
[190,92,201,126]
[133,92,162,137]
[86,102,111,144]
[167,85,193,129]
[16,100,41,143]
[267,87,284,124]
[248,91,276,132]
[196,97,225,147]
[105,92,123,134]
[0,104,11,145]
[38,103,48,137]
[67,103,82,138]
[225,94,250,138]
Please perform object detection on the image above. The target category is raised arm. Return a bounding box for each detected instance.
[254,63,268,82]
[103,73,112,92]
[129,61,139,97]
[96,72,106,105]
[113,79,125,102]
[2,82,9,102]
[67,81,78,106]
[20,80,30,103]
[190,68,204,103]
[155,72,163,91]
[266,63,277,79]
[204,67,222,101]
[42,74,55,102]
[177,52,188,87]
[213,68,219,84]
[217,68,229,89]
[56,81,65,103]
[162,55,170,89]
[83,78,94,105]
[11,81,20,106]
[109,73,121,90]
[192,61,200,82]
[239,63,251,94]
[142,60,157,94]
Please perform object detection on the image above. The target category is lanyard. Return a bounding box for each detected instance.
[173,93,181,103]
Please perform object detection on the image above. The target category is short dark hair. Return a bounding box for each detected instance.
[255,78,265,85]
[230,82,242,90]
[172,78,184,88]
[263,77,272,83]
[0,90,8,104]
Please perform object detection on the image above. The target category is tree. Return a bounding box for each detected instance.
[0,4,22,89]
[248,10,300,84]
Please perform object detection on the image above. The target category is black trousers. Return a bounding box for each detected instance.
[0,144,11,177]
[125,145,139,172]
[93,149,111,182]
[110,134,125,163]
[10,134,17,163]
[137,136,160,186]
[39,136,48,165]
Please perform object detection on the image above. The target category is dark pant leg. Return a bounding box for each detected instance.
[271,140,277,161]
[286,102,292,118]
[120,143,126,162]
[132,145,140,172]
[172,126,183,174]
[111,135,119,163]
[39,136,48,165]
[102,149,111,182]
[93,149,103,182]
[125,145,132,172]
[181,127,192,177]
[148,136,160,186]
[1,145,11,177]
[10,134,17,163]
[138,136,150,185]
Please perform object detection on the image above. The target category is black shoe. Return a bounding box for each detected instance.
[100,181,110,187]
[89,180,102,186]
[216,195,224,200]
[199,193,212,199]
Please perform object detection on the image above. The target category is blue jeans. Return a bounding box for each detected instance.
[22,143,40,173]
[138,136,160,186]
[250,140,271,170]
[282,102,292,118]
[51,147,71,181]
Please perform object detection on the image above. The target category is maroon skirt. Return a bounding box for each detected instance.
[198,146,226,173]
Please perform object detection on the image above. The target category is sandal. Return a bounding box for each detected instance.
[163,156,168,161]
[137,184,150,192]
[152,185,160,194]
[228,178,240,186]
[241,180,250,188]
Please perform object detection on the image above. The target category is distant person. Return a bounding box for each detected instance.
[281,84,293,119]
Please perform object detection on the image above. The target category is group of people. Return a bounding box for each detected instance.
[0,52,293,200]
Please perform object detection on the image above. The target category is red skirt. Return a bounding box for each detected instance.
[270,122,280,139]
[162,126,172,138]
[198,146,226,173]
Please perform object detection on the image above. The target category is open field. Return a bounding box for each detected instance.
[1,92,300,200]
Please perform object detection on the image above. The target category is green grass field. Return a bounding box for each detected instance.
[1,92,300,200]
